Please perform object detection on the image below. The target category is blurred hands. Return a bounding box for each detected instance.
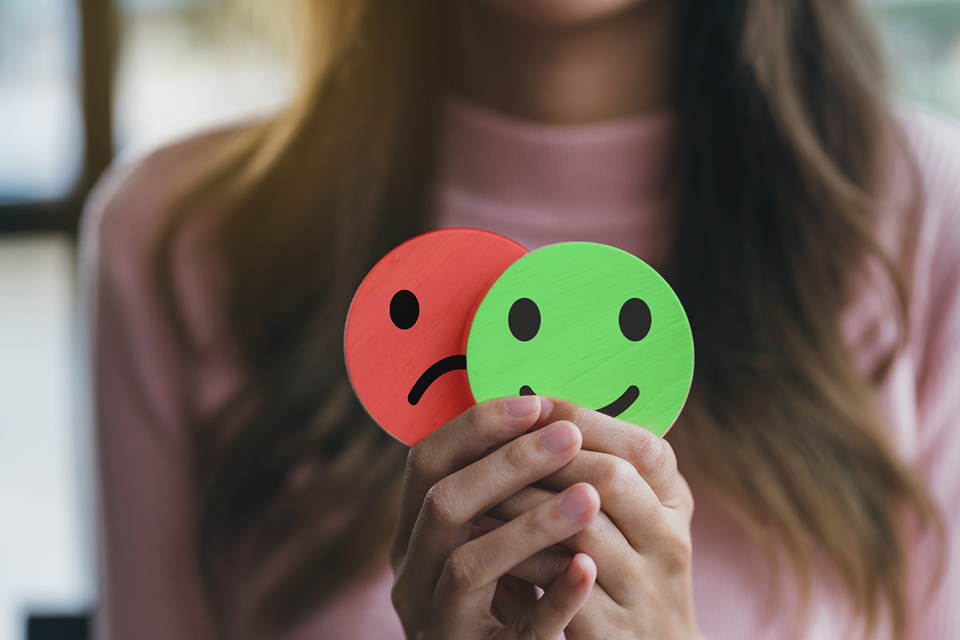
[390,396,599,640]
[489,400,704,640]
[389,396,704,640]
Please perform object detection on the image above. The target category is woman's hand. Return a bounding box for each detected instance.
[489,400,705,640]
[390,396,602,639]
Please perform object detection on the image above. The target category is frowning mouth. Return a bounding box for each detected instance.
[518,384,640,418]
[408,355,467,405]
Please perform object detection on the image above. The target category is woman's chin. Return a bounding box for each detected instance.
[469,0,652,29]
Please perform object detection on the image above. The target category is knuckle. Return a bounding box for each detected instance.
[513,613,539,640]
[577,514,609,549]
[501,438,535,474]
[475,398,505,431]
[445,547,482,593]
[596,457,639,501]
[406,445,436,480]
[662,531,693,571]
[514,604,559,640]
[635,434,671,475]
[421,482,460,527]
[519,506,553,542]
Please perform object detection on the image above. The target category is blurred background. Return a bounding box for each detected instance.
[0,0,958,638]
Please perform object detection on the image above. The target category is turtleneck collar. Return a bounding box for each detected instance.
[431,95,678,270]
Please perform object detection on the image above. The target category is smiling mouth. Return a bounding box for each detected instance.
[519,384,640,418]
[408,355,468,406]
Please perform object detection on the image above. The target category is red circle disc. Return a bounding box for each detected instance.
[345,228,528,445]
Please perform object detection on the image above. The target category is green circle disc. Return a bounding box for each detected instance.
[466,242,694,437]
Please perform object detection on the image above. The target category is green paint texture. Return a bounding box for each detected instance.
[466,242,694,437]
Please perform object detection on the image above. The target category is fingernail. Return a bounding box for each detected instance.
[503,395,539,417]
[538,396,554,417]
[566,557,585,586]
[539,422,575,453]
[558,488,592,520]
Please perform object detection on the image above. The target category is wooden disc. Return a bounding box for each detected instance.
[466,242,694,437]
[345,228,528,445]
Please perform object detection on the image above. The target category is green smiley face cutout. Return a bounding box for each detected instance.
[466,242,694,437]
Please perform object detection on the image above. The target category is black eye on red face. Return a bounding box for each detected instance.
[390,290,419,329]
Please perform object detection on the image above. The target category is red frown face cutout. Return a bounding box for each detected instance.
[344,228,528,445]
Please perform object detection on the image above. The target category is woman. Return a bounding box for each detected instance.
[83,0,960,638]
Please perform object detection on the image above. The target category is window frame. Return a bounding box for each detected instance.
[0,0,117,236]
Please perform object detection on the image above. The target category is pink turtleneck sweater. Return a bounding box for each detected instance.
[83,98,960,639]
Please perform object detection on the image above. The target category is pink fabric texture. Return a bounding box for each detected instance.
[83,98,960,639]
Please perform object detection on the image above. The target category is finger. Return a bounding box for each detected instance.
[433,484,600,623]
[392,395,553,562]
[398,421,582,607]
[506,544,572,587]
[497,554,596,640]
[538,450,664,550]
[507,547,618,640]
[489,484,636,594]
[541,400,693,511]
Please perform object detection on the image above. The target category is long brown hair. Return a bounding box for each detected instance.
[157,0,939,636]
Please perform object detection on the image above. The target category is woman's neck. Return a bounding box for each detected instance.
[451,0,677,125]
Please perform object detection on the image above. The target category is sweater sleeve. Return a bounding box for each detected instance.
[903,110,960,638]
[81,135,406,640]
[81,149,222,640]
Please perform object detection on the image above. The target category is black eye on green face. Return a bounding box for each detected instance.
[620,298,651,341]
[509,298,540,341]
[390,290,419,329]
